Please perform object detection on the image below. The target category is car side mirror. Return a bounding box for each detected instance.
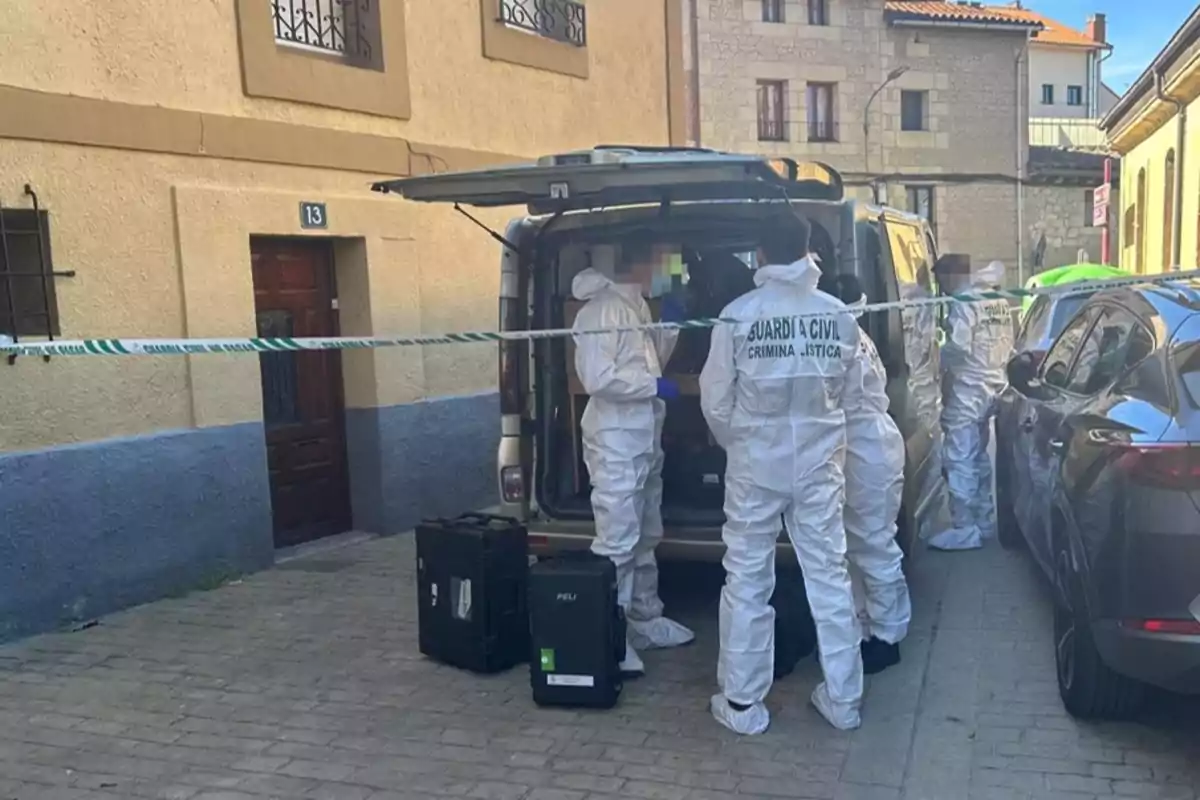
[1006,352,1043,396]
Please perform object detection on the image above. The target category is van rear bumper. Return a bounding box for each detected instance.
[526,519,798,564]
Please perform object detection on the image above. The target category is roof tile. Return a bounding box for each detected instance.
[884,2,1105,48]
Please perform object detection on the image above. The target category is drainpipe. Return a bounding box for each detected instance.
[1097,47,1114,117]
[688,0,701,146]
[1155,68,1186,269]
[1016,31,1031,285]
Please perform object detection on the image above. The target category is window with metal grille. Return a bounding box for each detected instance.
[1067,85,1083,106]
[906,186,936,236]
[499,0,588,47]
[806,82,837,142]
[757,80,787,141]
[762,0,784,23]
[901,90,927,131]
[0,206,62,340]
[271,0,382,66]
[808,0,829,25]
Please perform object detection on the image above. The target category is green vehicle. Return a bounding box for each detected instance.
[1020,263,1127,320]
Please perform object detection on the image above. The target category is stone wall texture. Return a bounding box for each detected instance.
[1025,183,1121,272]
[685,0,1037,281]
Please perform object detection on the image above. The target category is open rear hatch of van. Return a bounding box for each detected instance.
[374,147,847,545]
[373,147,844,213]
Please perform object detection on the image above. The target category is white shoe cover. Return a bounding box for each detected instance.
[627,616,695,651]
[810,683,861,731]
[620,638,645,675]
[710,694,770,735]
[927,525,985,551]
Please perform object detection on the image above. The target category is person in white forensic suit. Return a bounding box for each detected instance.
[818,273,912,673]
[572,242,695,676]
[700,214,864,734]
[928,257,1015,551]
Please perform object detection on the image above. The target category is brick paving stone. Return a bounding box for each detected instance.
[0,532,1196,799]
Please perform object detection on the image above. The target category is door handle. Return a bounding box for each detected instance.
[1048,438,1065,453]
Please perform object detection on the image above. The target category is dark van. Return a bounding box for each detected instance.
[375,146,954,559]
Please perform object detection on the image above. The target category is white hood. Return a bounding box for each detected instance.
[972,260,1006,288]
[753,256,822,293]
[572,267,615,301]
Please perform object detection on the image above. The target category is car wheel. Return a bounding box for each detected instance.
[994,458,1023,551]
[1052,543,1144,720]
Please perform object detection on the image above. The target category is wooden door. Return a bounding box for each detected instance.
[251,238,351,547]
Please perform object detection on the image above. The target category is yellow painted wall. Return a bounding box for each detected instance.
[1115,96,1200,274]
[0,141,511,452]
[0,0,672,157]
[0,2,678,453]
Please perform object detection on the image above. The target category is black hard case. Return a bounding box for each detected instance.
[415,513,529,674]
[528,553,625,708]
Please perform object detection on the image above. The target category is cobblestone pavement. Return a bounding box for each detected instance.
[0,534,1197,800]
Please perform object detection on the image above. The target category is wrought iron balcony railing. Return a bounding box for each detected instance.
[272,0,375,63]
[499,0,587,48]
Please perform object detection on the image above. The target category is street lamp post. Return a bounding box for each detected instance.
[863,66,910,201]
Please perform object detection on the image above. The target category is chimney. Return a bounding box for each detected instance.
[1086,13,1107,45]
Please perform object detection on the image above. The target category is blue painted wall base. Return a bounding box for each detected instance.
[0,392,499,644]
[346,392,500,534]
[0,424,275,644]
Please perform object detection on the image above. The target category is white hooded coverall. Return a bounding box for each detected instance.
[844,329,912,644]
[700,257,864,733]
[929,260,1015,551]
[571,268,694,669]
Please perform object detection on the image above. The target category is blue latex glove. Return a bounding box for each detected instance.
[660,294,687,323]
[656,377,680,400]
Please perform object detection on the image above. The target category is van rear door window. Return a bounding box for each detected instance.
[880,216,940,433]
[886,221,933,293]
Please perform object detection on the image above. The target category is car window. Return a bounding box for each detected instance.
[1042,309,1097,390]
[1064,307,1155,395]
[1050,294,1090,336]
[1064,311,1109,394]
[1020,296,1053,347]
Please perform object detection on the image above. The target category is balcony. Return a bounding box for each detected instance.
[499,0,587,47]
[1029,117,1107,151]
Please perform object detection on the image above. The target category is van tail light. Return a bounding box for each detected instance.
[498,298,523,415]
[1122,619,1200,636]
[500,466,525,503]
[1111,444,1200,490]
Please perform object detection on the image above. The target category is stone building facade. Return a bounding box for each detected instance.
[1025,184,1106,267]
[683,0,1043,279]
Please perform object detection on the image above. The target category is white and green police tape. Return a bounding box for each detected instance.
[2,270,1197,359]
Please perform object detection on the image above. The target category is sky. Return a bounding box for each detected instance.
[1028,0,1197,91]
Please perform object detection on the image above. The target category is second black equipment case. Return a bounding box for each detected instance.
[528,552,625,708]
